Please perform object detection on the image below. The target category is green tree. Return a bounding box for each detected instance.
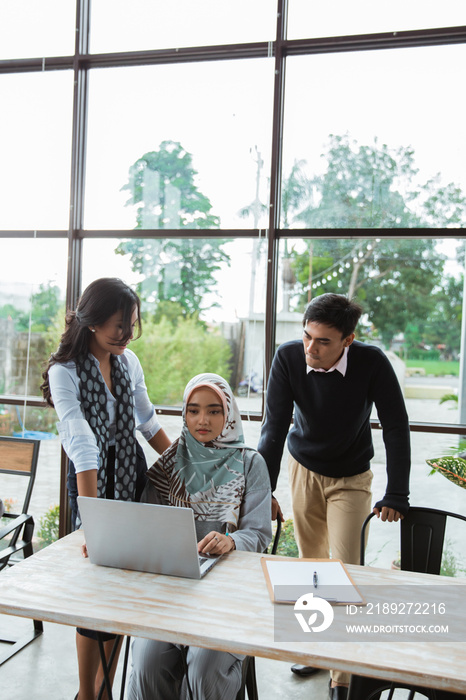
[403,322,425,358]
[117,140,230,318]
[28,283,62,332]
[37,505,60,547]
[423,274,463,359]
[281,159,312,229]
[0,282,62,332]
[131,316,232,405]
[285,134,466,346]
[295,134,426,229]
[43,303,66,358]
[0,303,19,321]
[290,238,444,347]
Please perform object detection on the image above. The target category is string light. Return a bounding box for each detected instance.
[297,243,377,293]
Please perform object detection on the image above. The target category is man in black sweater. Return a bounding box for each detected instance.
[257,293,411,700]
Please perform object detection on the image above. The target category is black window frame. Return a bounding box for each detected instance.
[1,0,465,535]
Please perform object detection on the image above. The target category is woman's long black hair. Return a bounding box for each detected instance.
[41,278,141,407]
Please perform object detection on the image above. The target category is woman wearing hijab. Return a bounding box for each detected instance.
[127,373,272,700]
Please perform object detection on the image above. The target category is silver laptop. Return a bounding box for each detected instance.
[77,496,222,579]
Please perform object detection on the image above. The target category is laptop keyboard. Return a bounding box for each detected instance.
[199,553,217,565]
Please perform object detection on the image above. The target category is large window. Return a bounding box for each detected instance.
[287,0,466,38]
[0,0,76,59]
[278,236,464,430]
[0,72,73,230]
[83,236,268,409]
[1,2,465,540]
[0,238,68,542]
[90,0,277,53]
[85,61,273,229]
[0,239,68,398]
[282,45,466,230]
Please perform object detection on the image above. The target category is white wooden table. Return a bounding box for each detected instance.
[0,531,465,696]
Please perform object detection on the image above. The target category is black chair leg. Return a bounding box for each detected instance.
[235,656,248,700]
[235,655,259,700]
[33,619,43,634]
[348,674,451,700]
[96,634,122,700]
[0,618,44,666]
[245,657,259,700]
[120,636,132,700]
[348,674,386,700]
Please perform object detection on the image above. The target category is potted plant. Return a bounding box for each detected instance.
[425,455,466,490]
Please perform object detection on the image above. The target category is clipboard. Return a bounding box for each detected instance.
[261,556,365,605]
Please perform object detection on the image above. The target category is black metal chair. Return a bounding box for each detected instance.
[348,678,465,700]
[0,436,43,665]
[348,506,466,700]
[360,506,466,572]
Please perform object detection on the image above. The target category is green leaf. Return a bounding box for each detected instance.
[426,456,466,489]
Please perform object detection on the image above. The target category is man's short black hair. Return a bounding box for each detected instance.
[303,293,363,338]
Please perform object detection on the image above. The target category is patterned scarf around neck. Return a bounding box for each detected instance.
[147,373,246,530]
[76,353,137,501]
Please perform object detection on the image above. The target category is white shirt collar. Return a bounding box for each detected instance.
[306,346,349,376]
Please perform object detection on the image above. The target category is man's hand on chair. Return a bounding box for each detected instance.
[372,506,403,522]
[272,495,285,522]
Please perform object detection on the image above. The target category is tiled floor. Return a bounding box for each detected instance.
[1,612,331,699]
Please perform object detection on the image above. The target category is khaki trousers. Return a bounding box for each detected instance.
[288,456,373,684]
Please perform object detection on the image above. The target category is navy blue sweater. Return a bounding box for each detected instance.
[257,340,411,515]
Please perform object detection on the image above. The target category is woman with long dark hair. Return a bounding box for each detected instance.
[42,277,171,700]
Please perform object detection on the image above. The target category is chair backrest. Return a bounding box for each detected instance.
[360,506,466,574]
[0,436,41,514]
[269,516,282,555]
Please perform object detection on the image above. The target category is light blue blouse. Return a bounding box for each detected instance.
[48,349,162,474]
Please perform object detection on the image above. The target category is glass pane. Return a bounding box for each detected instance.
[277,235,465,567]
[82,236,267,411]
[90,0,276,53]
[0,0,76,59]
[277,236,464,431]
[0,238,68,398]
[371,422,466,571]
[0,72,74,230]
[84,61,273,230]
[0,425,61,553]
[288,0,466,39]
[0,237,67,551]
[282,45,466,229]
